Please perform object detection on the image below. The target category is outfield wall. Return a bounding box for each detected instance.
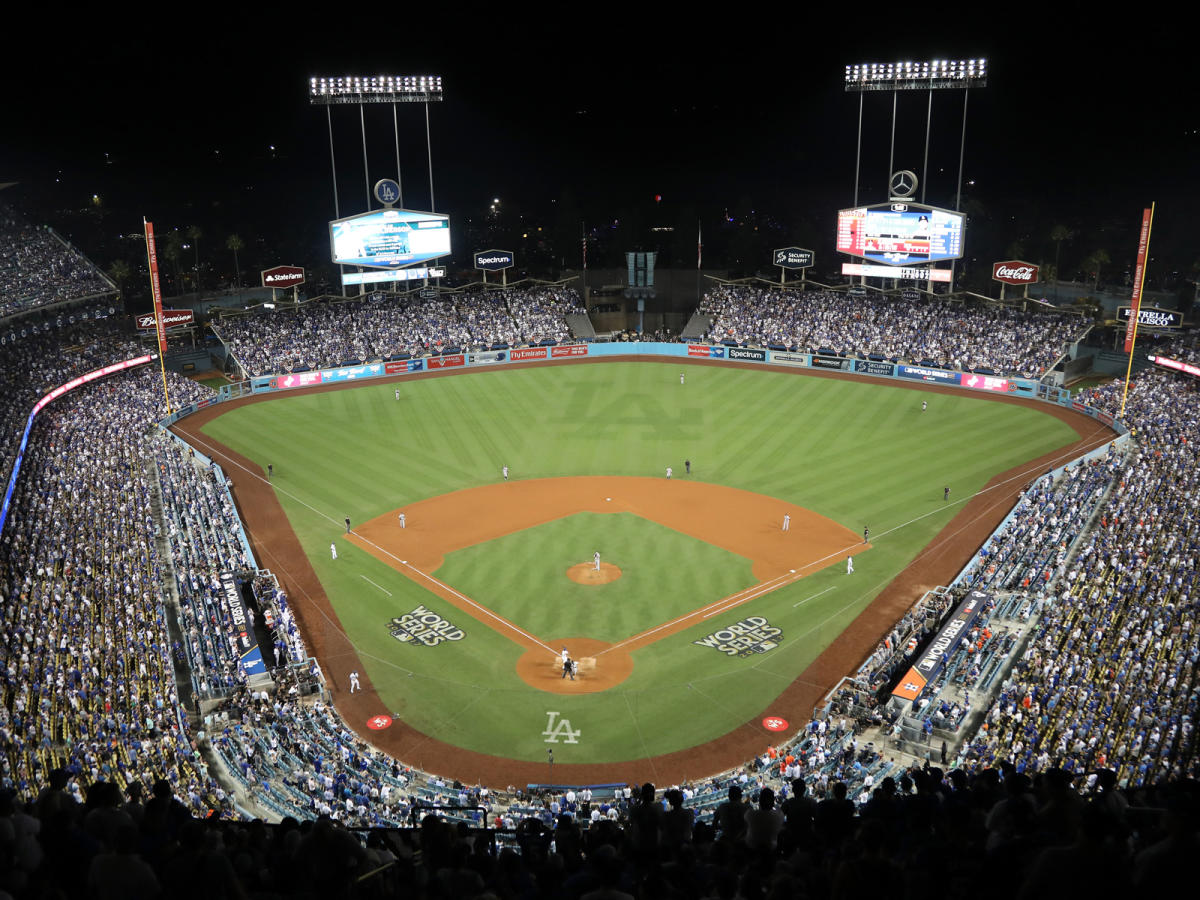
[160,342,1127,439]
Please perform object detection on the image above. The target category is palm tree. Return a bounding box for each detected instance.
[107,259,132,295]
[164,233,185,293]
[1082,249,1110,293]
[226,234,245,289]
[187,225,203,291]
[1050,224,1073,290]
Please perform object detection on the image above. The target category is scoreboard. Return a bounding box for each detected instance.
[837,203,965,266]
[329,208,451,269]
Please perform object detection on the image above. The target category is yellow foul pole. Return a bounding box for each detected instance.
[1119,203,1154,422]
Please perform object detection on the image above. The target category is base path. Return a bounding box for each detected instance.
[171,356,1117,787]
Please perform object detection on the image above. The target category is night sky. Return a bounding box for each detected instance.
[3,9,1195,295]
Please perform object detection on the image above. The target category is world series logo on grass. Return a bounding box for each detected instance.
[694,616,782,657]
[387,605,465,647]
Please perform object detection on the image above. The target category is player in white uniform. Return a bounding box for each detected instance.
[847,556,854,574]
[782,514,790,532]
[395,389,400,400]
[330,543,337,560]
[594,551,601,571]
[503,465,509,481]
[349,671,361,692]
[398,513,406,528]
[680,372,685,385]
[666,466,673,479]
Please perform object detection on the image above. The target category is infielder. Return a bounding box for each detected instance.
[847,556,854,574]
[398,512,406,529]
[666,466,673,479]
[330,543,337,560]
[782,514,790,532]
[349,671,361,692]
[502,465,509,481]
[594,551,601,571]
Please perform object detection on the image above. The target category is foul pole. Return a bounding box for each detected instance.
[143,219,173,414]
[1119,203,1155,420]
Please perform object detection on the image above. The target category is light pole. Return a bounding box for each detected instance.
[310,75,444,293]
[843,59,987,293]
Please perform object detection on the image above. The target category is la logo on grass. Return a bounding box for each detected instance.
[543,711,582,744]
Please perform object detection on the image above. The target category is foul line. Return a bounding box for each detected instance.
[360,575,392,597]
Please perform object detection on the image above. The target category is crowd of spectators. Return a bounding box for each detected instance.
[214,287,586,376]
[699,286,1088,377]
[0,202,114,318]
[955,340,1199,786]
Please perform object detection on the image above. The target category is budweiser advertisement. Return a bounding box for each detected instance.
[261,265,305,289]
[135,309,194,331]
[991,261,1040,285]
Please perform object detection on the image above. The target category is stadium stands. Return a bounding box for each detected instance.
[2,218,1198,897]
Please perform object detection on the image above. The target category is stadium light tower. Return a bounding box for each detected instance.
[309,75,444,217]
[844,59,987,209]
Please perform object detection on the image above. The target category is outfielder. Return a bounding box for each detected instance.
[680,372,685,385]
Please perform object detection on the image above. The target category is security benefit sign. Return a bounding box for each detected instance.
[387,605,465,647]
[694,616,781,657]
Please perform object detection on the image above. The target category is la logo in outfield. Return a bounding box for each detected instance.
[762,716,789,732]
[367,715,393,730]
[543,711,582,744]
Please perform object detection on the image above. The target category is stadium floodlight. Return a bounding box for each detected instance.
[309,75,444,105]
[844,59,987,92]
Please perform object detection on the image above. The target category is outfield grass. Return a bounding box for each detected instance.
[436,512,757,643]
[200,362,1081,761]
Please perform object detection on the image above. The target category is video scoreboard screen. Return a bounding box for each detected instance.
[836,203,965,266]
[330,208,451,268]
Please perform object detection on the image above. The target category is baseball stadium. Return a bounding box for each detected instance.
[2,36,1198,899]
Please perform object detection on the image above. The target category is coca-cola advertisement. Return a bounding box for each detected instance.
[992,261,1040,285]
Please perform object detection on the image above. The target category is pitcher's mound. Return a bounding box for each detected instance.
[567,562,622,584]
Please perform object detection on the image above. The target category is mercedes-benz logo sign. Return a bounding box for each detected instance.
[889,170,917,198]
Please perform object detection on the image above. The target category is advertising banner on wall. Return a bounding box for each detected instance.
[854,360,895,376]
[726,347,767,362]
[510,347,548,361]
[384,359,426,375]
[897,365,961,385]
[550,344,589,358]
[687,344,726,358]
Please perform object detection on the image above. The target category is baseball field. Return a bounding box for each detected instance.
[177,358,1109,784]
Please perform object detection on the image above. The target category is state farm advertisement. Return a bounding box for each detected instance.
[261,265,305,288]
[135,309,194,330]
